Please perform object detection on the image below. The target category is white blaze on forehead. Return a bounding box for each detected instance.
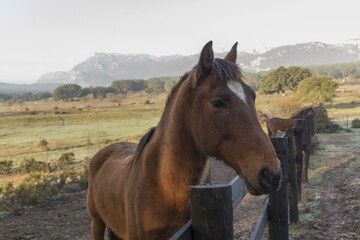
[227,80,247,104]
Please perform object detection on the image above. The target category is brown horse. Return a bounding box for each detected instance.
[87,41,281,240]
[266,107,315,137]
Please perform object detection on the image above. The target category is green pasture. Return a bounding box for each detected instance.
[0,105,163,166]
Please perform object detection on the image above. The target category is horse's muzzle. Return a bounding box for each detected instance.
[258,167,282,193]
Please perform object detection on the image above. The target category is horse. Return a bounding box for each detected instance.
[266,107,315,137]
[87,41,281,240]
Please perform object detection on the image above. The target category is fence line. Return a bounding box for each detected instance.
[170,113,315,240]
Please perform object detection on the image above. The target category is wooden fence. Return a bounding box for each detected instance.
[170,113,315,240]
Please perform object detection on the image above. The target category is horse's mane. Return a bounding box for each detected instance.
[212,58,244,83]
[165,59,243,108]
[129,127,156,167]
[129,59,243,167]
[165,72,190,107]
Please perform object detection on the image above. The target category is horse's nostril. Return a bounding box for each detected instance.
[259,168,274,189]
[259,168,281,192]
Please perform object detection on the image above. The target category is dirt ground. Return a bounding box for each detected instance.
[0,130,359,240]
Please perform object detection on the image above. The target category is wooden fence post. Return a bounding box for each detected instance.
[308,112,315,137]
[303,115,311,183]
[268,137,289,240]
[285,128,299,224]
[189,184,233,240]
[294,119,304,201]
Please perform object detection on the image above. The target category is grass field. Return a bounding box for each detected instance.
[0,104,163,166]
[1,83,359,177]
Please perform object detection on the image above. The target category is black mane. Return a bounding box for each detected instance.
[129,127,156,167]
[212,58,244,83]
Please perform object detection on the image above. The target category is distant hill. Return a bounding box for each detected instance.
[0,82,60,94]
[34,39,360,87]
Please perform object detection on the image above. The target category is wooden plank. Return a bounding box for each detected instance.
[294,119,304,201]
[250,199,269,240]
[285,128,299,224]
[229,175,247,208]
[269,137,289,240]
[303,116,310,183]
[169,220,193,240]
[190,184,233,240]
[308,112,315,136]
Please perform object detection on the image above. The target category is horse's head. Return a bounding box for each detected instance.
[188,41,281,195]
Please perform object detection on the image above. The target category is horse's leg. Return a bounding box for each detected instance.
[266,122,273,137]
[91,218,106,240]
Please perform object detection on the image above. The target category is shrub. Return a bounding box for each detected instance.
[351,118,360,128]
[296,76,338,104]
[0,161,13,175]
[58,152,75,164]
[19,157,49,173]
[314,105,342,133]
[38,139,49,151]
[0,165,88,212]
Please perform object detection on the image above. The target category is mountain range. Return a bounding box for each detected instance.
[35,39,360,87]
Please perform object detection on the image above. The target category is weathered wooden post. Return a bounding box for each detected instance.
[294,119,304,201]
[303,115,311,183]
[308,112,315,137]
[189,184,233,240]
[268,137,289,240]
[285,128,299,224]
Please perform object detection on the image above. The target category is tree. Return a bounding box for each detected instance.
[243,72,263,90]
[285,67,312,90]
[111,79,146,93]
[92,87,107,99]
[91,86,116,99]
[259,66,287,94]
[147,78,165,92]
[33,92,52,101]
[53,84,82,101]
[164,79,177,92]
[259,66,312,94]
[80,87,92,97]
[295,76,338,104]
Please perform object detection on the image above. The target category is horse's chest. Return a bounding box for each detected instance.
[140,198,189,233]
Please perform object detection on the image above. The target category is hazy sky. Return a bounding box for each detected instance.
[1,0,360,84]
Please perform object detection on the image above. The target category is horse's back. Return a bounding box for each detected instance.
[89,142,137,176]
[267,117,295,136]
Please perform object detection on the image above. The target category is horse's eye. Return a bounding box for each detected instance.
[212,99,227,109]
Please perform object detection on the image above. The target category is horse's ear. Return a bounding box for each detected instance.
[198,41,214,77]
[224,42,238,63]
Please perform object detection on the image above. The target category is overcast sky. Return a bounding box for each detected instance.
[1,0,360,84]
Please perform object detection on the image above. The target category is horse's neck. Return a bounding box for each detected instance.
[142,91,208,209]
[139,126,207,211]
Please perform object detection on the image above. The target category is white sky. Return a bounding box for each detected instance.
[1,0,360,84]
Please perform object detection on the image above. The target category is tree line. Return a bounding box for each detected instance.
[0,92,52,103]
[52,77,178,101]
[2,61,351,105]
